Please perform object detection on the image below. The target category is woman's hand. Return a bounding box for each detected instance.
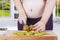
[33,21,46,32]
[18,16,27,25]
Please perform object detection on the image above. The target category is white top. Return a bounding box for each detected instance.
[23,0,45,18]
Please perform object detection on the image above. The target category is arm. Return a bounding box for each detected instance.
[13,0,27,24]
[33,0,56,32]
[40,0,56,24]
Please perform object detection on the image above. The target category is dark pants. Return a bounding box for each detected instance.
[18,14,53,30]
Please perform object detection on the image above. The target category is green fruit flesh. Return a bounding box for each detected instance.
[13,31,47,36]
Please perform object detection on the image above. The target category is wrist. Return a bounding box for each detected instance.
[39,19,47,25]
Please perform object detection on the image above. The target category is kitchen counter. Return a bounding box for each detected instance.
[0,22,60,40]
[0,30,57,40]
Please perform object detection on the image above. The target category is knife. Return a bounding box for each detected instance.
[21,20,24,26]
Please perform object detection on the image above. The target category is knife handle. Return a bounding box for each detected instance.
[22,20,24,26]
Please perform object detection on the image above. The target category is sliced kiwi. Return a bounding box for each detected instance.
[13,31,47,36]
[13,31,28,36]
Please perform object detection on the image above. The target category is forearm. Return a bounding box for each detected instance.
[13,0,27,24]
[40,0,56,24]
[14,0,27,20]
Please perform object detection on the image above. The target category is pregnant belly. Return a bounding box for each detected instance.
[23,0,45,18]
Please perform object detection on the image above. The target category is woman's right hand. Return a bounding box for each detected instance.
[18,16,27,25]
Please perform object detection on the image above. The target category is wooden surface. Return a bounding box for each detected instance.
[0,31,57,40]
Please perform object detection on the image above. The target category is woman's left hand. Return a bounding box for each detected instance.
[33,21,46,32]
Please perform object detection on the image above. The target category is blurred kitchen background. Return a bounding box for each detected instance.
[0,0,60,40]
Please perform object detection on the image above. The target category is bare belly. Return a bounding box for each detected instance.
[23,0,45,18]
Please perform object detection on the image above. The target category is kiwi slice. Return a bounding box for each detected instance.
[13,31,47,36]
[13,31,28,36]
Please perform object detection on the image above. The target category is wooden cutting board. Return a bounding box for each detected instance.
[0,31,57,40]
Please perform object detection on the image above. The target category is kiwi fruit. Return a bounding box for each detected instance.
[23,25,34,31]
[29,25,34,31]
[23,25,29,31]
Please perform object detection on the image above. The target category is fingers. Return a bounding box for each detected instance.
[39,27,45,32]
[36,26,45,32]
[36,26,43,31]
[33,23,42,30]
[33,23,45,32]
[40,28,45,32]
[18,17,27,24]
[18,17,22,23]
[33,25,39,30]
[33,22,41,29]
[33,23,38,27]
